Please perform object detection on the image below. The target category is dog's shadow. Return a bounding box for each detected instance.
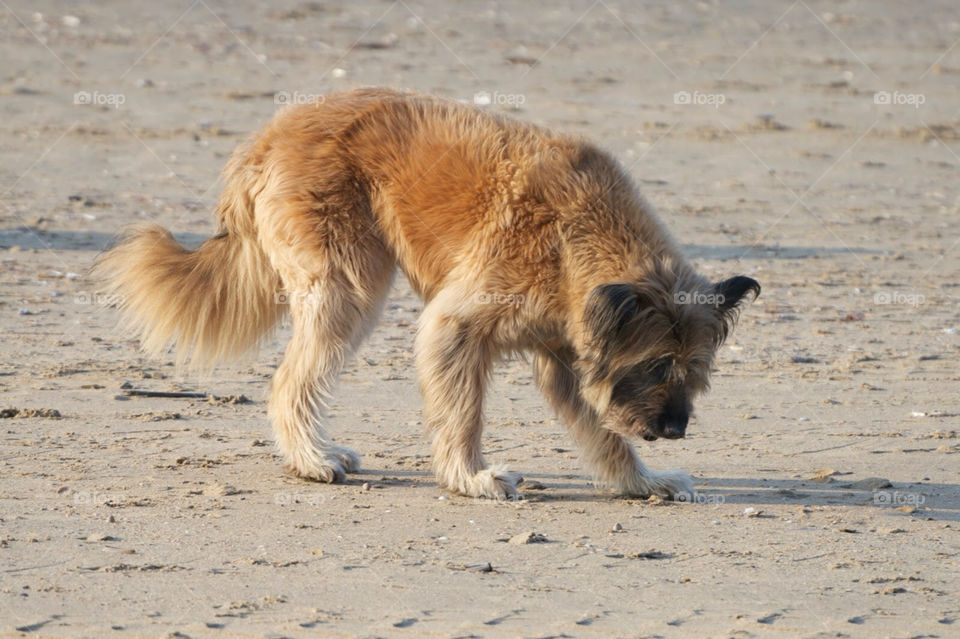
[690,476,959,521]
[682,243,889,261]
[349,469,960,521]
[0,229,891,260]
[0,228,210,252]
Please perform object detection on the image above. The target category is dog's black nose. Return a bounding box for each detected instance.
[657,413,688,439]
[661,421,686,439]
[656,394,690,439]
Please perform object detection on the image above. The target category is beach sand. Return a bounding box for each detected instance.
[1,1,958,635]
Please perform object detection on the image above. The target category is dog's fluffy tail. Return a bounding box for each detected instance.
[95,219,282,368]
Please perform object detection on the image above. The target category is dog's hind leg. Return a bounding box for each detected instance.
[533,347,693,499]
[417,289,522,499]
[267,231,395,483]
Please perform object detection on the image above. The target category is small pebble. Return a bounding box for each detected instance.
[509,531,548,545]
[203,484,240,497]
[466,562,493,572]
[847,477,892,490]
[86,533,116,542]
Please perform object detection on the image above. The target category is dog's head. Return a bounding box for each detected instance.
[576,268,759,441]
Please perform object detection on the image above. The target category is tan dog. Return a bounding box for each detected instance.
[97,88,759,500]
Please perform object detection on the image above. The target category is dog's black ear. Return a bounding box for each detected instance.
[711,276,759,344]
[714,276,761,311]
[584,283,642,343]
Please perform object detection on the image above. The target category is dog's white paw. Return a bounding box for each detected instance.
[329,446,361,473]
[619,468,694,500]
[649,468,695,500]
[459,465,523,500]
[288,447,360,483]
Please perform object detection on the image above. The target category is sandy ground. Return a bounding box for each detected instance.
[2,1,959,637]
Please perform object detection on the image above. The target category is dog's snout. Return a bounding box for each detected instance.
[656,410,688,439]
[661,419,687,439]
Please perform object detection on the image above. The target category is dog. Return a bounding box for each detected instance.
[97,88,759,500]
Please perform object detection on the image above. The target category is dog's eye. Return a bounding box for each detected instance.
[648,359,671,382]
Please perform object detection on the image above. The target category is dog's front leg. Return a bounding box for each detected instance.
[534,348,693,499]
[416,295,522,499]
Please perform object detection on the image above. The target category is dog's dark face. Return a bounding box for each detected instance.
[577,272,760,441]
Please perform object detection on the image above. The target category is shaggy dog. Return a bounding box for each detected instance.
[97,88,759,500]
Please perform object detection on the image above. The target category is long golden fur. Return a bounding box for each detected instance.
[97,88,759,500]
